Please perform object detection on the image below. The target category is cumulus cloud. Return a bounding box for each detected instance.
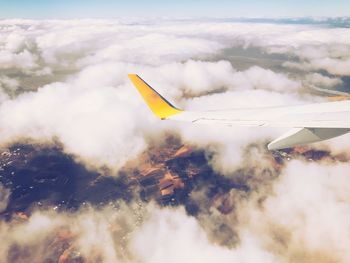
[1,19,318,173]
[247,161,350,263]
[0,18,347,171]
[131,206,279,263]
[0,68,150,170]
[151,158,350,263]
[0,201,147,262]
[279,44,350,76]
[305,73,343,88]
[2,18,350,76]
[0,56,308,171]
[285,58,350,76]
[0,184,10,213]
[0,75,19,98]
[0,49,38,70]
[2,158,349,263]
[0,18,347,172]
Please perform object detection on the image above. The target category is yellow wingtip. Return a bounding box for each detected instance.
[128,74,182,119]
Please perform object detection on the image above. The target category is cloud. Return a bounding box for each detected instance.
[255,161,350,262]
[0,18,346,173]
[0,55,308,171]
[0,75,19,98]
[285,58,350,76]
[156,159,350,263]
[2,19,350,76]
[5,33,26,53]
[131,206,279,263]
[2,158,348,263]
[0,67,150,170]
[0,184,10,213]
[0,201,148,262]
[0,49,38,70]
[304,73,343,88]
[279,43,350,76]
[229,66,301,93]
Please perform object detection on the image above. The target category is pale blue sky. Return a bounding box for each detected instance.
[0,0,349,18]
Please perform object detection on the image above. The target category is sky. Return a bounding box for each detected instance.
[0,0,349,18]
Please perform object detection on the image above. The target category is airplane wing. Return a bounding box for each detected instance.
[128,74,350,150]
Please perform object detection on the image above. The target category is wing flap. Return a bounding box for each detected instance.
[268,128,350,150]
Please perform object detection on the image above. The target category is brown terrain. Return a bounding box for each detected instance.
[0,136,345,262]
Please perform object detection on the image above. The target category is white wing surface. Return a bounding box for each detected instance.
[129,74,350,150]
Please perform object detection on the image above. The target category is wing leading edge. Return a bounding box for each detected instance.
[128,74,350,150]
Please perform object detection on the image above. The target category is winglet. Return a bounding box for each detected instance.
[128,74,182,119]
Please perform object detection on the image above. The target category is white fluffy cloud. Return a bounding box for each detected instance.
[249,161,350,262]
[0,65,150,170]
[1,159,349,263]
[0,184,10,213]
[1,19,350,75]
[131,207,279,263]
[305,73,343,88]
[0,18,348,171]
[0,57,309,171]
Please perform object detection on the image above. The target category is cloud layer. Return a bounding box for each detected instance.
[1,157,350,263]
[0,18,350,263]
